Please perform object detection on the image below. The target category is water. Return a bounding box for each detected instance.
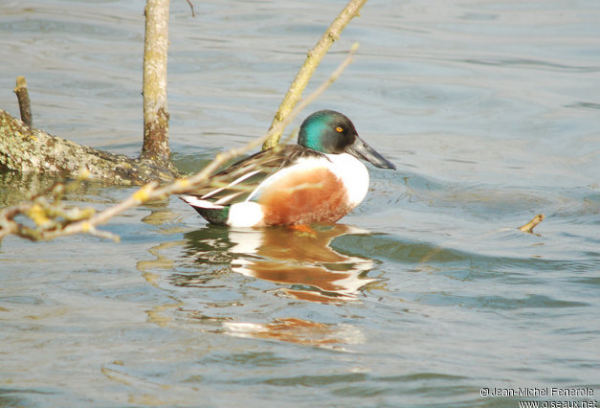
[1,0,600,406]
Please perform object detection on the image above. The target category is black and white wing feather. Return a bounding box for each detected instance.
[181,145,325,209]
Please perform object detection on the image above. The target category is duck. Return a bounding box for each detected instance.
[181,110,395,227]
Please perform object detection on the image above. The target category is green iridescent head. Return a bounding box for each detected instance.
[298,110,357,154]
[298,110,396,170]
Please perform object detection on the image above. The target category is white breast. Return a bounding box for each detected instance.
[324,153,370,208]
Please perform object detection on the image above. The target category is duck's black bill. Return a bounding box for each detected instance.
[347,135,396,170]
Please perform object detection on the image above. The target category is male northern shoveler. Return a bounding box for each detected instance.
[181,110,395,227]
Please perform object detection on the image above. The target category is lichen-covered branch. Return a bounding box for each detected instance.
[1,0,177,184]
[0,50,357,242]
[262,0,368,150]
[0,109,177,185]
[142,0,171,164]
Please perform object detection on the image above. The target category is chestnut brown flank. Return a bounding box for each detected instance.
[258,168,351,225]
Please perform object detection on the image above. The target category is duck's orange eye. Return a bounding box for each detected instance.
[335,126,344,133]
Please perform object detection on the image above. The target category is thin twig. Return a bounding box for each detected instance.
[263,0,368,150]
[185,0,196,17]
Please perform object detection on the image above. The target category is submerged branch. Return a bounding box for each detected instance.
[263,0,368,150]
[517,213,545,233]
[0,48,356,242]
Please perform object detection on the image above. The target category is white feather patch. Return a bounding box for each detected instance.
[324,153,370,207]
[227,202,265,227]
[180,195,224,209]
[214,191,245,206]
[201,169,261,199]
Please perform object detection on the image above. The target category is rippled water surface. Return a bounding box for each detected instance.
[1,0,600,406]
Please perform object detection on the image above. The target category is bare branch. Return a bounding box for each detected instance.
[142,0,171,164]
[263,0,368,150]
[13,76,32,127]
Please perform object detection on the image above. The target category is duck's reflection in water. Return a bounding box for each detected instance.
[222,317,365,350]
[181,224,378,348]
[183,224,378,304]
